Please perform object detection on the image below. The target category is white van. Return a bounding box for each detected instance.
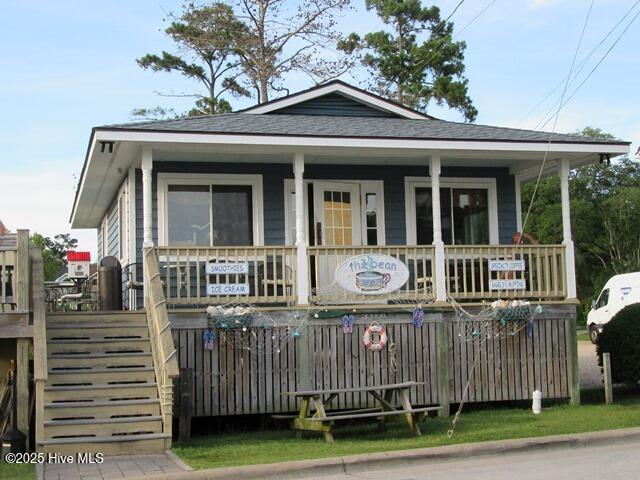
[587,272,640,343]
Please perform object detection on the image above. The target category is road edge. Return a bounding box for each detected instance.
[134,427,640,480]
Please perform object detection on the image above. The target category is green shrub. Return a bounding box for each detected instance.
[597,303,640,384]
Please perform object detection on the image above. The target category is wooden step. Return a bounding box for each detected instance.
[48,353,153,370]
[43,416,163,438]
[46,312,146,325]
[44,399,160,421]
[47,367,156,386]
[47,324,149,340]
[48,338,151,355]
[37,433,169,455]
[44,383,158,403]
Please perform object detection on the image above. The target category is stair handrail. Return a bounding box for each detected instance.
[143,247,179,447]
[30,247,47,449]
[31,248,47,382]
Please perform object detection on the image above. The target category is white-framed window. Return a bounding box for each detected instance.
[157,173,264,246]
[284,179,385,246]
[405,176,499,245]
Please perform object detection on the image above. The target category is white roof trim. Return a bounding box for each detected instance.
[94,129,630,155]
[243,82,428,120]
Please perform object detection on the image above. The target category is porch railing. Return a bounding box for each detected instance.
[307,245,436,305]
[155,246,297,307]
[445,245,567,301]
[150,243,568,307]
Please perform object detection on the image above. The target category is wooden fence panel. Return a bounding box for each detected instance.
[171,315,572,417]
[447,318,571,403]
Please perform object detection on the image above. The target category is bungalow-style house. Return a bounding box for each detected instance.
[34,81,630,453]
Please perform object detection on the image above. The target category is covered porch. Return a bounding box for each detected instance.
[124,143,582,309]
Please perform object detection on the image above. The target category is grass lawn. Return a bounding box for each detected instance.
[175,388,640,470]
[0,461,35,480]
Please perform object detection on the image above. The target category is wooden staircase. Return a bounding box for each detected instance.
[36,312,170,455]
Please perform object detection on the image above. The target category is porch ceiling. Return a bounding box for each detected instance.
[70,131,629,229]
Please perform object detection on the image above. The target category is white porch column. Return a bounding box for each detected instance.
[294,153,309,305]
[514,174,523,232]
[560,158,577,299]
[142,148,154,248]
[430,156,447,303]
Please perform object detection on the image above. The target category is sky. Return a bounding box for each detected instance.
[0,0,638,256]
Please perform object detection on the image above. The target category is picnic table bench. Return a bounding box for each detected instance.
[273,381,442,442]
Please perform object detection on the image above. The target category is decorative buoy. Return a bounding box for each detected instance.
[341,314,355,333]
[362,323,388,351]
[412,308,424,328]
[203,329,216,350]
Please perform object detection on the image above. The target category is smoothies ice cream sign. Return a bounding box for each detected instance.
[336,254,409,295]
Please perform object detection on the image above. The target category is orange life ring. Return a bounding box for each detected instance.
[362,324,387,351]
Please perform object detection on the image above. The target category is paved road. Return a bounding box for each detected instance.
[579,340,602,390]
[313,439,639,480]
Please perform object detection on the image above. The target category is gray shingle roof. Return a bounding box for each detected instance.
[100,114,627,145]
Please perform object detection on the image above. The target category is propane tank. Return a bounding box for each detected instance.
[532,389,542,415]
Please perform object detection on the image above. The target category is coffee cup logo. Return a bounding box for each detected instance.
[355,271,391,291]
[336,254,409,295]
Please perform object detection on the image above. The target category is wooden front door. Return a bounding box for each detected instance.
[312,182,362,295]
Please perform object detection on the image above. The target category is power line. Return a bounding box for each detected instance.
[535,3,640,131]
[517,0,595,252]
[444,0,466,24]
[515,0,640,129]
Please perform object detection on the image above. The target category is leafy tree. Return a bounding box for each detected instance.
[136,2,250,117]
[338,0,477,121]
[521,127,640,321]
[30,233,78,281]
[600,188,640,274]
[234,0,352,103]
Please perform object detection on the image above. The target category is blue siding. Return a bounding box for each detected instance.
[96,196,119,263]
[96,223,104,263]
[107,202,119,257]
[135,162,518,256]
[268,92,399,117]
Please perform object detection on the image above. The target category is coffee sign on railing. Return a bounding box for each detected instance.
[336,254,409,295]
[489,258,526,290]
[488,259,525,271]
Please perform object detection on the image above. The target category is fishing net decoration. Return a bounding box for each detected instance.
[388,287,435,313]
[448,298,538,342]
[205,303,308,354]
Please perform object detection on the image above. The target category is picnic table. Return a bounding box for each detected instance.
[273,381,442,442]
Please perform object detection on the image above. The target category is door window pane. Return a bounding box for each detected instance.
[211,185,253,246]
[167,185,211,246]
[365,193,378,245]
[323,189,353,246]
